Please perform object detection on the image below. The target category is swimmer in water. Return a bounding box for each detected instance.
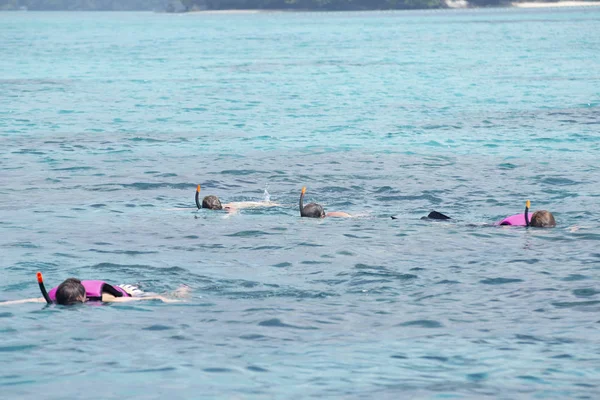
[299,187,352,218]
[0,274,188,306]
[418,201,556,228]
[195,185,279,214]
[496,200,556,227]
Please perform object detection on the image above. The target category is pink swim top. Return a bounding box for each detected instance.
[48,280,130,302]
[496,213,531,227]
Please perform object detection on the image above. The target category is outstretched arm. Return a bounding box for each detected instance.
[0,298,46,306]
[102,294,181,303]
[223,201,280,210]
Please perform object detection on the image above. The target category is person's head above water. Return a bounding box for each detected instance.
[202,195,223,210]
[530,210,556,228]
[524,200,556,228]
[299,187,325,218]
[55,278,86,305]
[195,185,223,210]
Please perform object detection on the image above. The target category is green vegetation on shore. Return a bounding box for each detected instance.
[0,0,165,10]
[176,0,448,11]
[0,0,498,11]
[2,0,593,11]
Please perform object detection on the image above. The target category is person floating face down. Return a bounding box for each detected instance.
[422,200,556,228]
[299,187,352,218]
[496,200,556,227]
[195,185,279,214]
[49,278,158,304]
[0,274,187,306]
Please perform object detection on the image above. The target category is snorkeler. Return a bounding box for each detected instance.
[299,187,352,218]
[195,185,279,214]
[496,200,556,227]
[0,273,187,306]
[417,200,556,228]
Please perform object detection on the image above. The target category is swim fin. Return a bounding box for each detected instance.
[392,211,451,220]
[426,211,451,220]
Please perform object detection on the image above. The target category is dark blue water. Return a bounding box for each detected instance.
[1,8,600,399]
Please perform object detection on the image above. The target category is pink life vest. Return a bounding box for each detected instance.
[496,213,531,226]
[48,280,130,302]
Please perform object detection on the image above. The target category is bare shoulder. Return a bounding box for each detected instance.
[102,293,118,302]
[326,211,353,218]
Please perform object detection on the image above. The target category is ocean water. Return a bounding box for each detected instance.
[1,7,600,399]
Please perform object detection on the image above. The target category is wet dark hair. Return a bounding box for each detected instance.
[202,195,223,210]
[299,187,325,218]
[530,210,556,228]
[55,278,86,305]
[301,203,325,218]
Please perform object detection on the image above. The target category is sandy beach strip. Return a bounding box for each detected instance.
[512,1,600,7]
[186,9,273,14]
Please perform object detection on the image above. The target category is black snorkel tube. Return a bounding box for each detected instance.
[299,186,306,217]
[195,185,201,209]
[524,200,530,228]
[37,272,52,304]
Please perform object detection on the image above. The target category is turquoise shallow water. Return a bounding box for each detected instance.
[1,8,600,398]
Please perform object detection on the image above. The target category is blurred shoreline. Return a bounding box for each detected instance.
[183,2,600,12]
[4,1,600,12]
[511,1,600,7]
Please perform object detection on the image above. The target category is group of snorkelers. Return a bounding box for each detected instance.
[1,187,556,307]
[196,184,351,218]
[197,184,556,227]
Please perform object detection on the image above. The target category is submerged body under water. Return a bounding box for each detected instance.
[1,8,599,399]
